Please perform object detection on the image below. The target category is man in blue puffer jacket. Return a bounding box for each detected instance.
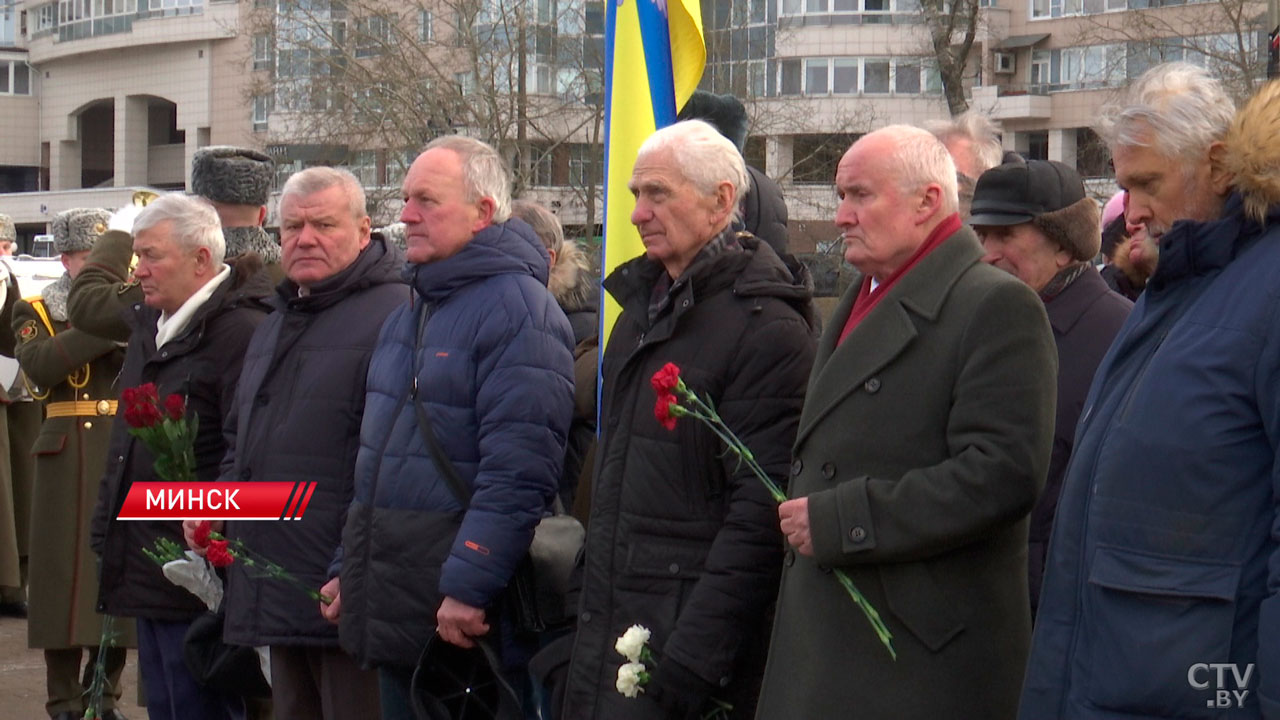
[323,136,575,720]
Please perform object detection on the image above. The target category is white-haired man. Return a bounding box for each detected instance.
[1020,66,1280,719]
[91,193,274,720]
[756,125,1057,719]
[926,110,1006,217]
[558,119,817,720]
[327,136,575,720]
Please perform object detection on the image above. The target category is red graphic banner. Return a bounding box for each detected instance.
[116,482,316,520]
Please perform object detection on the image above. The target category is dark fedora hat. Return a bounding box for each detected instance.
[411,636,522,720]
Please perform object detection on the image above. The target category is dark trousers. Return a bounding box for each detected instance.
[45,646,127,716]
[270,645,380,720]
[136,617,246,720]
[377,665,415,720]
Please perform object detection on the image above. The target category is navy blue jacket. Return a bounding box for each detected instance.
[221,235,408,648]
[1020,193,1280,719]
[338,218,575,669]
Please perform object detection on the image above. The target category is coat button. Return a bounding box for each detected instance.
[580,611,592,624]
[668,563,680,575]
[821,462,835,479]
[790,459,803,477]
[83,421,92,429]
[256,393,269,407]
[719,676,731,688]
[681,299,690,308]
[117,455,124,462]
[849,526,867,542]
[160,351,169,359]
[81,392,90,400]
[240,469,251,480]
[864,378,880,393]
[784,551,795,567]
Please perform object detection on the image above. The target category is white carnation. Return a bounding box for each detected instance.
[614,624,651,662]
[616,661,646,698]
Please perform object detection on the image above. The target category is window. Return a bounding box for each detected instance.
[792,133,859,183]
[35,4,58,32]
[530,144,555,186]
[805,58,828,94]
[894,61,921,93]
[252,95,269,131]
[345,150,379,186]
[0,59,29,93]
[418,9,431,41]
[355,15,389,57]
[833,58,858,93]
[779,59,801,95]
[569,143,601,187]
[863,59,890,92]
[455,71,475,95]
[252,34,272,70]
[0,0,15,45]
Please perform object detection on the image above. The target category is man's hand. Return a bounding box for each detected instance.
[779,497,814,557]
[181,519,224,557]
[436,596,489,648]
[320,576,341,624]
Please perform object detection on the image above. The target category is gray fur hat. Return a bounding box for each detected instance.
[53,208,111,254]
[0,213,14,243]
[191,146,274,206]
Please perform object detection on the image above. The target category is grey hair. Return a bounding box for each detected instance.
[280,166,368,220]
[511,199,564,255]
[636,120,748,219]
[924,111,1004,177]
[867,125,959,215]
[423,136,512,223]
[1099,62,1235,163]
[133,193,226,266]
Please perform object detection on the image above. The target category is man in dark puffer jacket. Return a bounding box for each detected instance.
[181,167,407,718]
[328,136,574,720]
[560,120,817,720]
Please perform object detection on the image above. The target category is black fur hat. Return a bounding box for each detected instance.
[190,146,274,206]
[677,90,749,151]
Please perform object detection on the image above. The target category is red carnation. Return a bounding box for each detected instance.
[651,363,681,395]
[205,539,234,569]
[122,383,164,428]
[164,394,186,422]
[192,520,212,549]
[654,393,678,431]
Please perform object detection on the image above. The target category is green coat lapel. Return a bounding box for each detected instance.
[796,227,983,448]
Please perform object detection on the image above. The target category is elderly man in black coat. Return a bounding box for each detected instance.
[969,159,1133,616]
[560,119,816,720]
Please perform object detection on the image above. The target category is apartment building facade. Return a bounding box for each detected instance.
[0,0,1266,248]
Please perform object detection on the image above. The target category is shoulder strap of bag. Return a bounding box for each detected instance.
[411,300,473,509]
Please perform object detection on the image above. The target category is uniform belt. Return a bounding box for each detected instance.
[45,400,118,418]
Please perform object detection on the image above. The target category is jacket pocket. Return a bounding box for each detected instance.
[1083,545,1240,717]
[31,430,65,456]
[878,561,964,652]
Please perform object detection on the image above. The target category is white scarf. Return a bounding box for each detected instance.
[155,264,232,349]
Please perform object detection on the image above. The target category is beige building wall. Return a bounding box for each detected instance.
[0,95,40,166]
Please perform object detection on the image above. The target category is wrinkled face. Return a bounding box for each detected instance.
[399,148,490,265]
[976,223,1069,293]
[61,249,91,280]
[628,148,730,278]
[1113,126,1224,244]
[280,185,371,288]
[834,136,928,281]
[133,221,209,315]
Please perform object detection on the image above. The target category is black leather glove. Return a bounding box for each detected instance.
[648,657,719,720]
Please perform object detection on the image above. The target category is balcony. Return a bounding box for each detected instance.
[971,84,1052,120]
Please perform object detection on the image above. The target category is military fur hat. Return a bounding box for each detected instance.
[52,208,111,254]
[0,213,14,243]
[677,90,749,152]
[191,146,274,206]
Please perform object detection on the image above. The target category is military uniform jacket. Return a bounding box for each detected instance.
[12,292,136,648]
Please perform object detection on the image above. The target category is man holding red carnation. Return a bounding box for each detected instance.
[557,120,817,720]
[90,193,273,720]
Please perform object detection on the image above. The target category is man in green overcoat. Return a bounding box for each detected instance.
[14,208,135,720]
[756,127,1058,719]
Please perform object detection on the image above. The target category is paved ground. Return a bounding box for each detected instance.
[0,615,142,720]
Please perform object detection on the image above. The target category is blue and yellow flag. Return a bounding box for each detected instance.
[599,0,705,344]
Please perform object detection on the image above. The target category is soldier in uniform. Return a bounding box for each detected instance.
[68,146,282,342]
[0,212,29,616]
[14,208,134,720]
